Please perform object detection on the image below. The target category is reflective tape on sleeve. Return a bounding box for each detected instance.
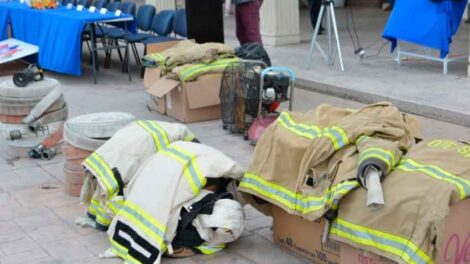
[359,147,397,172]
[84,153,118,196]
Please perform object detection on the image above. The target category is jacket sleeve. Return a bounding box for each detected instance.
[355,135,403,185]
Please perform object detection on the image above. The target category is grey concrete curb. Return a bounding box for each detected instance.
[296,78,470,128]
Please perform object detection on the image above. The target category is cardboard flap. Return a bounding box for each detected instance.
[148,78,180,98]
[185,74,222,109]
[144,68,162,89]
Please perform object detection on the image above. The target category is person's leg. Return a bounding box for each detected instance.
[309,0,324,33]
[235,0,263,45]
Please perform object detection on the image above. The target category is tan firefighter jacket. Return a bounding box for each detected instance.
[107,141,244,264]
[144,40,234,71]
[81,120,195,229]
[239,102,422,221]
[331,139,470,264]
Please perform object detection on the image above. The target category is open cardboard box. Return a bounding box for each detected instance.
[144,41,222,123]
[272,199,470,264]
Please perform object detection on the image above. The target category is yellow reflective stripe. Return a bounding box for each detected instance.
[355,135,370,145]
[276,112,349,149]
[147,121,170,146]
[136,120,169,151]
[107,198,124,215]
[118,201,167,251]
[331,218,432,264]
[359,147,396,172]
[160,145,206,195]
[179,58,240,82]
[195,243,225,255]
[240,173,359,214]
[277,112,322,140]
[397,159,470,199]
[323,126,350,150]
[146,52,166,65]
[110,240,141,264]
[84,153,117,196]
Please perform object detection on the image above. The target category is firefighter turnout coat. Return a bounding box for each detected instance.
[107,141,244,264]
[239,102,422,220]
[331,139,470,264]
[82,120,195,229]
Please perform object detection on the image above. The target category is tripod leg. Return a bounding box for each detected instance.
[327,3,332,65]
[329,3,345,72]
[306,5,326,70]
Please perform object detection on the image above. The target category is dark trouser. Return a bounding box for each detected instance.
[235,0,264,45]
[309,0,322,29]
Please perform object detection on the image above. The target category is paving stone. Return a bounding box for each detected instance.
[244,205,266,220]
[39,161,65,183]
[14,210,63,232]
[11,186,78,209]
[0,205,51,222]
[244,216,272,232]
[69,256,121,264]
[43,238,94,263]
[28,224,78,244]
[192,251,255,264]
[51,204,88,226]
[77,232,109,247]
[0,248,50,264]
[0,167,58,192]
[0,192,20,207]
[227,234,309,264]
[254,227,274,243]
[0,236,42,256]
[186,120,229,139]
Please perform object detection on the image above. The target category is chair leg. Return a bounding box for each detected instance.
[84,39,93,65]
[140,45,146,79]
[116,40,123,62]
[131,43,140,66]
[122,47,128,73]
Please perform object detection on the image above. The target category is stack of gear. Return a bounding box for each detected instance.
[79,120,196,230]
[219,61,294,142]
[142,40,235,78]
[238,102,422,221]
[63,112,135,197]
[331,139,470,264]
[106,141,245,264]
[0,77,67,158]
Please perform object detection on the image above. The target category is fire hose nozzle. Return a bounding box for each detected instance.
[41,148,56,160]
[9,130,23,140]
[28,144,46,159]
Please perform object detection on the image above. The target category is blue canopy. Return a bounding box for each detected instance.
[383,0,467,58]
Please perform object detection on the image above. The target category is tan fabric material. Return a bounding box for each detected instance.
[238,102,421,221]
[107,141,244,264]
[144,40,234,71]
[331,139,470,264]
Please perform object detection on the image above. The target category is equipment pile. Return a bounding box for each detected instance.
[0,77,67,159]
[75,119,246,263]
[238,102,470,264]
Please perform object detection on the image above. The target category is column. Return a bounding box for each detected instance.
[260,0,301,46]
[145,0,176,10]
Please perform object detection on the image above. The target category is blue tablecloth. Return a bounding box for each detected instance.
[0,2,135,75]
[383,0,467,58]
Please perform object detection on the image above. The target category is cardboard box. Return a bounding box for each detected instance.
[146,41,180,55]
[148,74,222,123]
[340,199,470,264]
[144,68,166,114]
[272,206,341,264]
[273,199,470,264]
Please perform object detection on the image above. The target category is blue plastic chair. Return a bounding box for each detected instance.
[91,0,106,9]
[144,10,177,44]
[75,0,88,7]
[61,0,75,6]
[107,1,120,12]
[173,9,187,38]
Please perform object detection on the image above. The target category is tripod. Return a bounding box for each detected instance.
[306,0,345,72]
